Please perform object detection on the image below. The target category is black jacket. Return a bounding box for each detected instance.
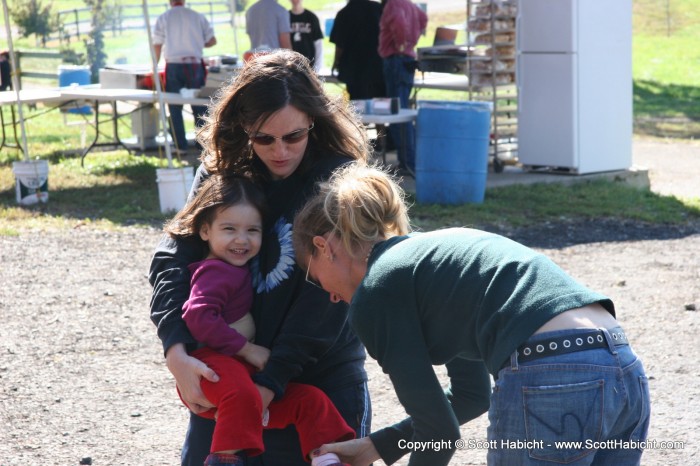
[149,152,367,398]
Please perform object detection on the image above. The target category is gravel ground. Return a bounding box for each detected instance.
[0,139,698,465]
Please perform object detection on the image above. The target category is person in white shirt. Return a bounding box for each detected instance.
[153,0,216,153]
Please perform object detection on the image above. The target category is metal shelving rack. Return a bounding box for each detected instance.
[465,0,518,172]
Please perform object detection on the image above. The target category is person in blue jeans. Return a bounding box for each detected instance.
[378,0,427,174]
[164,62,208,151]
[292,164,651,466]
[153,0,217,153]
[149,50,372,466]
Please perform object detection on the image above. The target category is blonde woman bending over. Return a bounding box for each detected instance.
[292,164,650,466]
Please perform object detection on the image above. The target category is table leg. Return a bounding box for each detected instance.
[80,100,132,167]
[11,106,21,151]
[80,100,101,166]
[398,120,415,177]
[0,106,6,151]
[109,101,132,153]
[379,124,387,165]
[0,105,24,154]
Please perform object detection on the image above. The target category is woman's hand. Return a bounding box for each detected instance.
[165,343,219,414]
[317,437,381,466]
[237,342,271,371]
[255,384,275,415]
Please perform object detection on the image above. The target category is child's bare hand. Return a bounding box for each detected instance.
[238,342,270,370]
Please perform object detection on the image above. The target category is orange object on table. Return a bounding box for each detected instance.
[139,70,166,90]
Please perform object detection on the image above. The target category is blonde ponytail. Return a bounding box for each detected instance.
[293,163,411,262]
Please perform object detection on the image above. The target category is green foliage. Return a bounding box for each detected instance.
[60,48,86,65]
[83,0,108,83]
[9,0,61,46]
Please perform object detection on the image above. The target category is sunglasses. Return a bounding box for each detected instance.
[305,255,323,290]
[247,123,314,146]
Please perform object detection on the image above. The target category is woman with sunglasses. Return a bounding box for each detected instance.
[292,164,650,466]
[150,50,372,466]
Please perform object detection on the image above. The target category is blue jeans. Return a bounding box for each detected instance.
[181,381,371,466]
[488,328,650,465]
[165,62,207,150]
[383,55,416,171]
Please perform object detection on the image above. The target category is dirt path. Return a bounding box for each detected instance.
[0,138,698,465]
[632,137,700,199]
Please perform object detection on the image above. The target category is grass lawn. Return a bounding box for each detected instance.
[1,0,699,233]
[633,0,700,138]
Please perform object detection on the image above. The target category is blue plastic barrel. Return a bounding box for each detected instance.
[58,65,92,114]
[325,18,334,37]
[416,100,493,204]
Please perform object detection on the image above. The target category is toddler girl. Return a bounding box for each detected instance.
[165,174,353,466]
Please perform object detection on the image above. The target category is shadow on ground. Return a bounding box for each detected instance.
[634,80,700,139]
[496,218,700,249]
[0,152,168,227]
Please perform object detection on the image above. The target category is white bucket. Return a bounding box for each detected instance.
[156,167,194,214]
[12,160,49,205]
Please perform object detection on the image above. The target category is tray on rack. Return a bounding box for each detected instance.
[417,45,471,74]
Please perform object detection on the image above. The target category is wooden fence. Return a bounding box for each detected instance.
[13,50,84,89]
[55,1,239,45]
[13,1,238,87]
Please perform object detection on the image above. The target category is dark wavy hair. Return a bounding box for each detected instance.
[164,174,268,239]
[197,50,370,182]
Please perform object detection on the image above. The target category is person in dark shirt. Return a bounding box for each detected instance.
[0,51,12,91]
[378,0,427,174]
[292,164,651,466]
[329,0,386,100]
[149,50,372,466]
[289,0,324,72]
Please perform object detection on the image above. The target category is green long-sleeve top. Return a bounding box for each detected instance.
[350,228,614,466]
